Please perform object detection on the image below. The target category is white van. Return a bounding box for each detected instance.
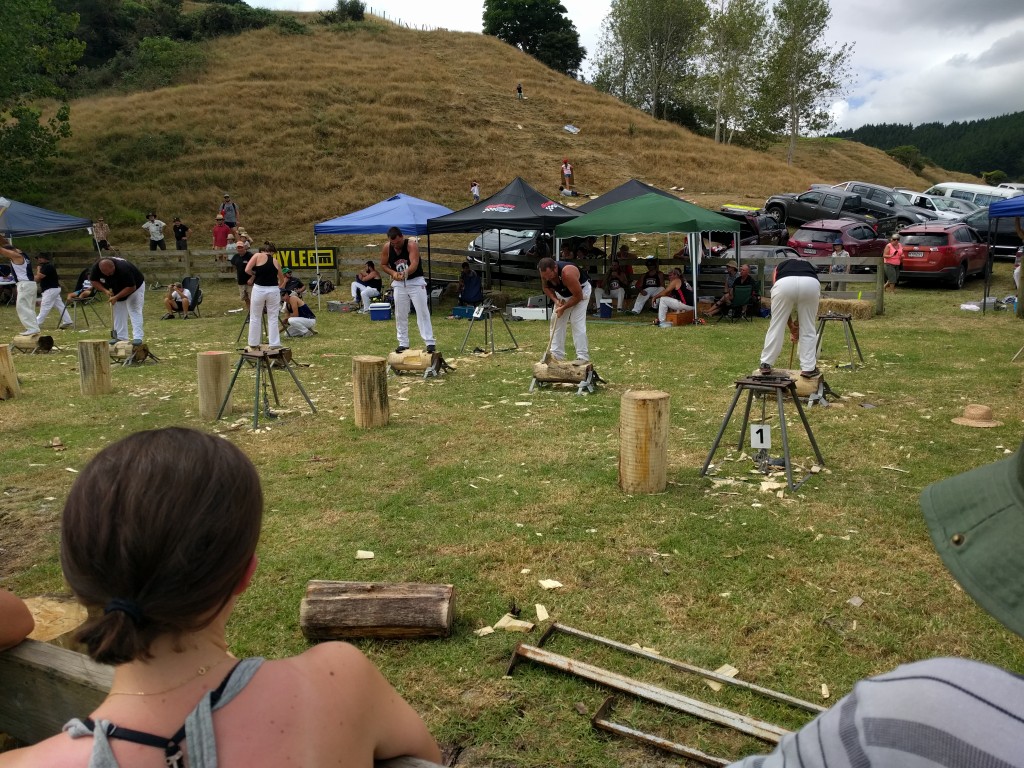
[923,182,1021,207]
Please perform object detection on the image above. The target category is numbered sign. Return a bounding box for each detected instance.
[750,424,771,450]
[473,305,485,319]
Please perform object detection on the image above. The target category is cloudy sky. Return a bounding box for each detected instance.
[255,0,1024,131]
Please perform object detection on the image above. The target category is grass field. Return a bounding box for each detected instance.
[3,262,1024,766]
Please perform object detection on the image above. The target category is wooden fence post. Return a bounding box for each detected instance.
[197,351,234,420]
[874,257,885,315]
[618,390,670,494]
[78,340,112,395]
[352,355,389,428]
[0,345,20,400]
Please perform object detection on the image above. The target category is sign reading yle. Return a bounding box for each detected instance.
[276,247,336,269]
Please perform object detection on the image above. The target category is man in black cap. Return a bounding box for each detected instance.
[730,450,1024,766]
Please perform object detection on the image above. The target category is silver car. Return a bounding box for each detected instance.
[467,229,538,256]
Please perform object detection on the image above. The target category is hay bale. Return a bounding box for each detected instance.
[818,298,874,320]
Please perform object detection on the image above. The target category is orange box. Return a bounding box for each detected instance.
[667,310,695,326]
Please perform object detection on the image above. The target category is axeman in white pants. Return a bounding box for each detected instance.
[0,240,40,334]
[538,257,591,362]
[381,227,435,352]
[759,259,821,376]
[90,257,147,344]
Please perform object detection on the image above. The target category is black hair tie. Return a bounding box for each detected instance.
[104,598,144,625]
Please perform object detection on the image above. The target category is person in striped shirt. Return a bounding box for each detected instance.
[729,446,1024,767]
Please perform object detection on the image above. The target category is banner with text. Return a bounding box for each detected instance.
[277,247,336,269]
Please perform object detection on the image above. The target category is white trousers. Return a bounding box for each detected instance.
[16,281,39,334]
[551,283,592,362]
[594,286,625,309]
[352,282,380,310]
[760,276,820,372]
[632,286,659,313]
[112,284,146,343]
[37,287,71,327]
[657,296,692,323]
[393,277,434,347]
[249,284,281,347]
[287,317,316,335]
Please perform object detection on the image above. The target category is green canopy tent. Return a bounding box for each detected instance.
[554,193,742,303]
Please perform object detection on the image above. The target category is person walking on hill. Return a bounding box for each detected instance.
[212,215,230,249]
[219,193,239,234]
[470,181,480,203]
[381,227,435,354]
[90,257,146,345]
[0,238,40,335]
[142,213,167,251]
[516,82,523,99]
[560,158,574,189]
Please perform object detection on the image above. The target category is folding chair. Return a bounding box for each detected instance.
[181,276,203,318]
[716,283,755,322]
[68,292,106,329]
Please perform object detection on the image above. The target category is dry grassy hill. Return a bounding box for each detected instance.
[39,18,978,246]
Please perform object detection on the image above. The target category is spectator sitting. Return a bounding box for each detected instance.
[614,244,636,286]
[652,268,695,327]
[631,256,665,314]
[281,290,317,337]
[67,267,95,302]
[705,264,739,317]
[161,282,191,319]
[723,264,760,317]
[593,259,628,311]
[585,236,605,258]
[458,261,484,306]
[559,243,574,260]
[351,260,382,312]
[0,589,34,651]
[282,267,305,298]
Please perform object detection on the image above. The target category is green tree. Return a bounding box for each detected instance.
[760,0,852,164]
[983,170,1008,186]
[702,0,767,144]
[483,0,586,78]
[0,0,84,193]
[887,145,925,173]
[593,0,710,119]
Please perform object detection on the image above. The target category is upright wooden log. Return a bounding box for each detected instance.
[0,345,20,400]
[78,340,112,395]
[197,351,233,420]
[300,581,455,640]
[352,355,389,428]
[618,390,670,494]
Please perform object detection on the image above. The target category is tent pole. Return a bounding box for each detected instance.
[314,234,322,312]
[427,233,433,313]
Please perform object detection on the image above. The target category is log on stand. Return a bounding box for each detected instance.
[197,350,233,420]
[352,355,389,428]
[300,581,455,640]
[618,390,670,494]
[0,345,20,399]
[78,340,112,395]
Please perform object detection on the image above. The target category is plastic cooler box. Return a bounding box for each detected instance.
[369,303,392,321]
[599,299,613,318]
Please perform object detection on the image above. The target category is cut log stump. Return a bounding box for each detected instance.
[197,351,233,420]
[352,355,389,428]
[618,389,670,494]
[78,340,112,395]
[300,581,455,640]
[0,344,20,399]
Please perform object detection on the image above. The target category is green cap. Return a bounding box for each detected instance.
[920,442,1024,637]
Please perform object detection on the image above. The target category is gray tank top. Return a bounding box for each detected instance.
[63,656,264,768]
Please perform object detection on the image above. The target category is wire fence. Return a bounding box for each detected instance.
[365,6,466,33]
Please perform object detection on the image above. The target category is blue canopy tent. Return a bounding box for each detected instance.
[0,196,94,238]
[312,193,453,309]
[987,197,1024,315]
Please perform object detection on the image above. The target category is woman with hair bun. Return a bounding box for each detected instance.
[0,427,439,768]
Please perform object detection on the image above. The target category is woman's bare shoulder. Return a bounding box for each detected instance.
[0,730,91,768]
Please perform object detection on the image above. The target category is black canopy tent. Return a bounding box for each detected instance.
[426,177,582,288]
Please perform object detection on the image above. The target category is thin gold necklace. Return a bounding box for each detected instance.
[107,654,235,697]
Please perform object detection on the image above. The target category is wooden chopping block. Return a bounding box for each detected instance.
[11,333,45,352]
[300,580,455,640]
[109,341,134,360]
[387,348,434,372]
[752,368,820,398]
[533,356,592,383]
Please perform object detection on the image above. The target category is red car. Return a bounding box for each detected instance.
[788,219,887,273]
[897,222,988,289]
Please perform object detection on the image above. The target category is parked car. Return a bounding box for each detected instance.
[922,182,1021,207]
[468,228,538,256]
[903,192,977,220]
[831,181,937,227]
[708,244,803,276]
[897,222,988,289]
[788,219,887,274]
[764,189,898,233]
[714,207,789,247]
[963,208,1024,260]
